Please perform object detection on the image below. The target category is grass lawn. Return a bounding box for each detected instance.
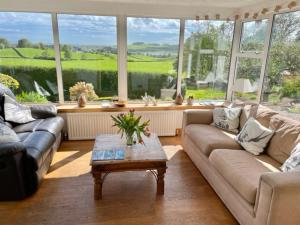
[186,88,226,100]
[16,48,55,58]
[0,48,20,57]
[0,47,176,74]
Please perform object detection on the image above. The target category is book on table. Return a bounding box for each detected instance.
[92,148,125,161]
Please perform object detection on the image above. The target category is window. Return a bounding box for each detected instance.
[0,12,57,103]
[182,20,234,100]
[57,14,118,101]
[232,19,268,102]
[240,20,268,52]
[262,11,300,114]
[127,17,180,101]
[233,58,262,101]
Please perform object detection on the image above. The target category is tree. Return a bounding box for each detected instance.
[272,13,300,42]
[61,44,70,52]
[41,49,50,59]
[0,38,10,48]
[61,45,72,59]
[38,42,45,49]
[17,38,31,48]
[64,48,72,59]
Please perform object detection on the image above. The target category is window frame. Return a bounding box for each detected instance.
[2,8,299,105]
[227,15,273,102]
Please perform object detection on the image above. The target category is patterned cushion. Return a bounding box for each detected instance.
[281,143,300,172]
[0,123,20,142]
[212,107,242,133]
[4,94,35,124]
[235,117,274,155]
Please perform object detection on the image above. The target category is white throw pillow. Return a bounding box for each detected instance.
[0,123,20,142]
[235,117,274,155]
[4,94,35,124]
[281,143,300,172]
[212,107,241,133]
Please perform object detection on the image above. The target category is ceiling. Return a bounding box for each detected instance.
[0,0,298,19]
[85,0,287,9]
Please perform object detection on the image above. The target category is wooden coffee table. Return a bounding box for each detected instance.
[90,134,168,200]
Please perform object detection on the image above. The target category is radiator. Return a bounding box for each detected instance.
[66,111,183,140]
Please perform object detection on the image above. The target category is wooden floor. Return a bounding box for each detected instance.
[0,137,238,225]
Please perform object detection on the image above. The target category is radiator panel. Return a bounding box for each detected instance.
[66,111,183,140]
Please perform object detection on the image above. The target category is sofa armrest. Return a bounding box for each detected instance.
[254,172,300,225]
[0,142,26,157]
[30,104,57,119]
[0,142,28,200]
[182,109,213,129]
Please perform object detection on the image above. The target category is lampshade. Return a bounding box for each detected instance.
[233,78,253,93]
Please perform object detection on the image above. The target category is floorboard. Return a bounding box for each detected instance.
[0,136,238,225]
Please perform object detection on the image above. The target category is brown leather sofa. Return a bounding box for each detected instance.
[182,105,300,225]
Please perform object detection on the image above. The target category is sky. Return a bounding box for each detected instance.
[0,12,181,46]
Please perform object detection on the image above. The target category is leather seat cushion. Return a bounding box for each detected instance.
[184,124,242,156]
[17,132,31,142]
[23,131,55,170]
[209,149,281,204]
[13,117,64,138]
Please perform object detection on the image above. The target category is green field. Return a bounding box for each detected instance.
[0,47,176,74]
[0,46,226,102]
[186,88,225,100]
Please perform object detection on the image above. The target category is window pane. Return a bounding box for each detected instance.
[262,11,300,115]
[0,12,57,103]
[57,14,117,101]
[240,20,268,52]
[127,17,180,101]
[233,58,261,101]
[182,20,234,100]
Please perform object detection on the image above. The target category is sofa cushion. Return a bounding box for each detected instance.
[281,143,300,172]
[13,117,64,138]
[4,94,35,124]
[23,131,55,170]
[184,124,242,156]
[209,149,281,205]
[0,123,20,143]
[240,104,278,128]
[0,84,16,120]
[212,107,242,133]
[267,115,300,164]
[235,118,274,155]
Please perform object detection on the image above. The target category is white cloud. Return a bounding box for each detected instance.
[127,17,180,34]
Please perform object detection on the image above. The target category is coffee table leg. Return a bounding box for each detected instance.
[157,167,166,195]
[93,172,102,200]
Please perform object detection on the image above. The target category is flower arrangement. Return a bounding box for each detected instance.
[111,109,150,145]
[69,81,98,101]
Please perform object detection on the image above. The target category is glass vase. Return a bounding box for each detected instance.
[125,132,134,146]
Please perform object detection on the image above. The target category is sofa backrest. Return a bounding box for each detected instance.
[239,104,278,129]
[266,114,300,164]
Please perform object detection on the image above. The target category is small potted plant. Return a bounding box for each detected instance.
[111,109,150,145]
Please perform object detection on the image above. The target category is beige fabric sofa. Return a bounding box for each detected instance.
[182,105,300,225]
